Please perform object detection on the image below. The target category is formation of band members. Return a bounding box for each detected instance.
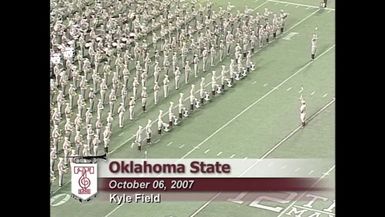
[50,0,288,186]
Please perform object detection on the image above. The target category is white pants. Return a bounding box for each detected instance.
[129,106,134,120]
[175,77,180,89]
[311,46,317,55]
[154,91,159,104]
[100,90,106,104]
[300,112,306,123]
[202,57,207,71]
[154,72,159,82]
[58,171,64,186]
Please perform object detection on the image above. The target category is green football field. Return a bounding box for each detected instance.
[50,0,335,216]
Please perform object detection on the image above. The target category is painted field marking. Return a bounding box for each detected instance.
[283,32,299,40]
[179,144,185,149]
[277,165,335,217]
[308,170,315,175]
[180,45,335,160]
[50,194,71,207]
[166,141,173,146]
[286,87,292,91]
[310,91,316,95]
[190,97,335,216]
[294,168,301,172]
[101,7,332,217]
[217,152,223,156]
[204,149,210,154]
[190,193,222,217]
[252,81,257,84]
[189,11,334,216]
[322,93,328,98]
[263,83,268,87]
[293,205,335,216]
[254,0,270,10]
[230,154,236,158]
[118,132,124,136]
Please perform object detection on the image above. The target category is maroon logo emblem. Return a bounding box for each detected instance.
[74,166,95,194]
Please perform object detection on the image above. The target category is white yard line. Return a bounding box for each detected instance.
[179,144,185,148]
[277,165,335,217]
[217,152,222,156]
[230,154,236,158]
[268,0,335,11]
[204,149,210,154]
[263,83,268,87]
[308,170,315,175]
[286,87,292,91]
[285,8,322,33]
[166,141,173,146]
[252,81,257,84]
[322,93,328,98]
